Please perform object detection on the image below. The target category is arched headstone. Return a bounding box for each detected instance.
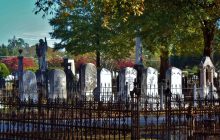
[21,70,38,101]
[48,69,67,99]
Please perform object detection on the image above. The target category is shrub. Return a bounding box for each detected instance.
[47,57,63,69]
[1,57,36,72]
[0,63,10,78]
[115,59,135,70]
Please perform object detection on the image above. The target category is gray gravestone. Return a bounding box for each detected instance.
[48,69,67,99]
[99,68,112,102]
[21,70,38,101]
[141,67,158,109]
[119,67,137,101]
[166,67,183,106]
[80,63,97,100]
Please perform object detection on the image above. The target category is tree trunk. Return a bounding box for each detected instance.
[202,20,215,58]
[159,49,169,82]
[96,50,100,68]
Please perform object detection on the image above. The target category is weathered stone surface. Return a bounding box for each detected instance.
[21,70,38,101]
[48,69,67,99]
[80,63,97,100]
[199,56,218,99]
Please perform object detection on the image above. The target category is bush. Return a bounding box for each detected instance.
[1,57,37,72]
[0,63,10,78]
[115,59,134,70]
[48,57,63,68]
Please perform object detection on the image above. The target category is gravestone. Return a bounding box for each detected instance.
[48,69,67,99]
[119,67,137,101]
[21,70,38,101]
[63,58,76,96]
[68,59,75,76]
[200,56,218,100]
[80,63,97,100]
[141,67,158,109]
[166,67,183,106]
[99,68,112,102]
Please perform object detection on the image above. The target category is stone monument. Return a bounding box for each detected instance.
[118,67,137,102]
[48,69,67,99]
[166,67,183,107]
[199,56,218,100]
[79,63,97,100]
[141,67,159,109]
[21,70,38,101]
[99,68,112,102]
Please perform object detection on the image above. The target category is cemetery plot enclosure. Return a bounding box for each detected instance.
[0,88,220,140]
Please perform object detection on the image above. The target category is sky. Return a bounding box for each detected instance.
[0,0,57,47]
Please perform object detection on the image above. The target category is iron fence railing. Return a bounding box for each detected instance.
[0,87,219,139]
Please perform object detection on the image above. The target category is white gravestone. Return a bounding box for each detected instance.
[141,67,158,109]
[48,69,67,99]
[200,56,218,100]
[100,68,112,102]
[80,63,97,100]
[119,67,137,101]
[68,59,75,75]
[21,70,38,101]
[166,67,183,104]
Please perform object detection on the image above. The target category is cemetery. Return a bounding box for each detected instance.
[0,39,219,139]
[1,0,220,139]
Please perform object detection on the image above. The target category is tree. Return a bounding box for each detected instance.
[49,0,134,69]
[0,44,9,56]
[7,36,30,56]
[35,0,220,81]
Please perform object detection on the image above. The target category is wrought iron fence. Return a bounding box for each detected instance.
[0,85,220,139]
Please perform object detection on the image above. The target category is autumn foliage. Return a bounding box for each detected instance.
[115,59,134,70]
[1,57,36,72]
[47,57,63,68]
[75,55,96,71]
